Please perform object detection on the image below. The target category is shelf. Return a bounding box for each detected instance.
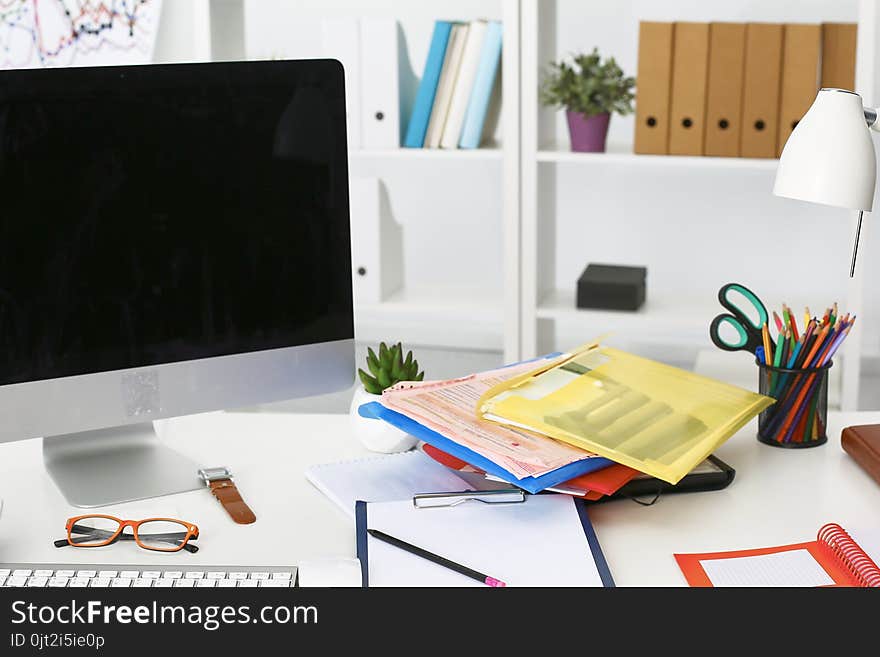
[536,289,715,347]
[536,142,779,171]
[352,147,503,161]
[356,287,504,351]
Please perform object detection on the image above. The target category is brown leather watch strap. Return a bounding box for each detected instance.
[208,479,256,525]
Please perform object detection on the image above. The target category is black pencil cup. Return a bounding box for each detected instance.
[756,359,831,448]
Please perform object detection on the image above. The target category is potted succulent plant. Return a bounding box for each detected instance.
[349,342,424,453]
[540,49,635,153]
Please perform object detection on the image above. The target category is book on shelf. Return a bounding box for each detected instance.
[459,20,503,149]
[440,19,488,149]
[425,23,468,149]
[409,18,502,151]
[403,21,454,148]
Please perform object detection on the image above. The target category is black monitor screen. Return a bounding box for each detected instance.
[0,60,353,385]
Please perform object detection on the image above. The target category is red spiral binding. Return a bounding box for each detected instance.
[817,523,880,587]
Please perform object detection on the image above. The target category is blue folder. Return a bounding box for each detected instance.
[403,21,453,148]
[355,499,615,587]
[458,20,502,149]
[357,399,614,495]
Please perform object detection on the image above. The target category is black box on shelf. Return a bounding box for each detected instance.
[576,264,647,311]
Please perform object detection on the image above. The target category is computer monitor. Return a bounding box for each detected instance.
[0,60,354,507]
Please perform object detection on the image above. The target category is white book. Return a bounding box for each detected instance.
[439,20,488,149]
[424,23,468,149]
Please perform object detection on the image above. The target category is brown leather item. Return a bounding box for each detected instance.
[208,479,257,525]
[841,424,880,487]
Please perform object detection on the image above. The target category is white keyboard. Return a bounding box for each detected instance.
[0,564,298,588]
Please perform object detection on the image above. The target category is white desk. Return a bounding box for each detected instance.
[2,410,880,586]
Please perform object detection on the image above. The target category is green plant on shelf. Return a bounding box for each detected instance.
[358,342,424,395]
[540,48,635,117]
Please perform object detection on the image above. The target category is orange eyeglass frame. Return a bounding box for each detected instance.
[61,515,200,553]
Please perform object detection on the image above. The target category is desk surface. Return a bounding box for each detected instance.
[2,410,880,586]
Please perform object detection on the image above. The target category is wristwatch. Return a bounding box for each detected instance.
[198,467,256,525]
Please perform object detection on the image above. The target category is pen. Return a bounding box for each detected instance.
[367,529,507,587]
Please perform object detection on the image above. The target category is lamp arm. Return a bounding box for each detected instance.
[865,106,880,130]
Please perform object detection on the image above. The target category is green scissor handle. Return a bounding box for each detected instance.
[719,283,768,330]
[709,283,770,354]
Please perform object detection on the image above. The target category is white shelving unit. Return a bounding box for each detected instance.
[519,0,880,410]
[156,0,880,408]
[193,0,522,363]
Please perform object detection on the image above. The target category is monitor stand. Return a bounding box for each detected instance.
[43,423,203,508]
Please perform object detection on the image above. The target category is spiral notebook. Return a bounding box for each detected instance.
[675,523,880,587]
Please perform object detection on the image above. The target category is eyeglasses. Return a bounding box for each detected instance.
[53,515,200,553]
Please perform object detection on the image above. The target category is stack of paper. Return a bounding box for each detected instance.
[360,342,772,499]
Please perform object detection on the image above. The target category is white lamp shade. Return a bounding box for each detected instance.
[774,88,876,212]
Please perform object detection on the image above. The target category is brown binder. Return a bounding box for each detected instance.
[777,24,821,157]
[634,22,675,155]
[705,23,746,157]
[741,23,784,159]
[821,23,857,91]
[668,22,709,155]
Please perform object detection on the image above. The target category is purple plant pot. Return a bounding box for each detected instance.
[566,110,610,153]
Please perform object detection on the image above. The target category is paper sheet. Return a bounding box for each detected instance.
[379,360,595,480]
[699,550,835,587]
[365,495,605,587]
[305,451,471,519]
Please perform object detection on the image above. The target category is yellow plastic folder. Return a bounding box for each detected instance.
[477,343,774,484]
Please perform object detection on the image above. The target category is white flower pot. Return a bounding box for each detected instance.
[349,387,418,453]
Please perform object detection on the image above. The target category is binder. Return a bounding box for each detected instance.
[458,20,503,149]
[668,22,710,156]
[634,21,675,155]
[704,23,746,157]
[349,177,402,304]
[356,495,615,587]
[360,18,401,149]
[403,21,454,148]
[821,23,858,91]
[740,23,784,158]
[777,24,821,156]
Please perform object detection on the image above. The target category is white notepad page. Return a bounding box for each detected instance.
[700,550,835,587]
[305,451,472,519]
[366,494,604,587]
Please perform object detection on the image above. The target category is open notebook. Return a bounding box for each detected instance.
[356,494,614,587]
[676,522,880,587]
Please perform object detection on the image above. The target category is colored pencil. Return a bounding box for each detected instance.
[762,323,772,366]
[788,307,800,342]
[804,306,811,329]
[773,311,784,333]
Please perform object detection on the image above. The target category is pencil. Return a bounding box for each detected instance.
[804,307,810,329]
[367,529,506,587]
[773,311,784,333]
[762,322,772,366]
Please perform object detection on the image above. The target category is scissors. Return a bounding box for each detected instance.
[709,283,773,355]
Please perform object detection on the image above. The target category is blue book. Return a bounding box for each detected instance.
[403,21,454,148]
[458,20,502,149]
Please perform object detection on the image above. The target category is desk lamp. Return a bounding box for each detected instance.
[774,88,878,276]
